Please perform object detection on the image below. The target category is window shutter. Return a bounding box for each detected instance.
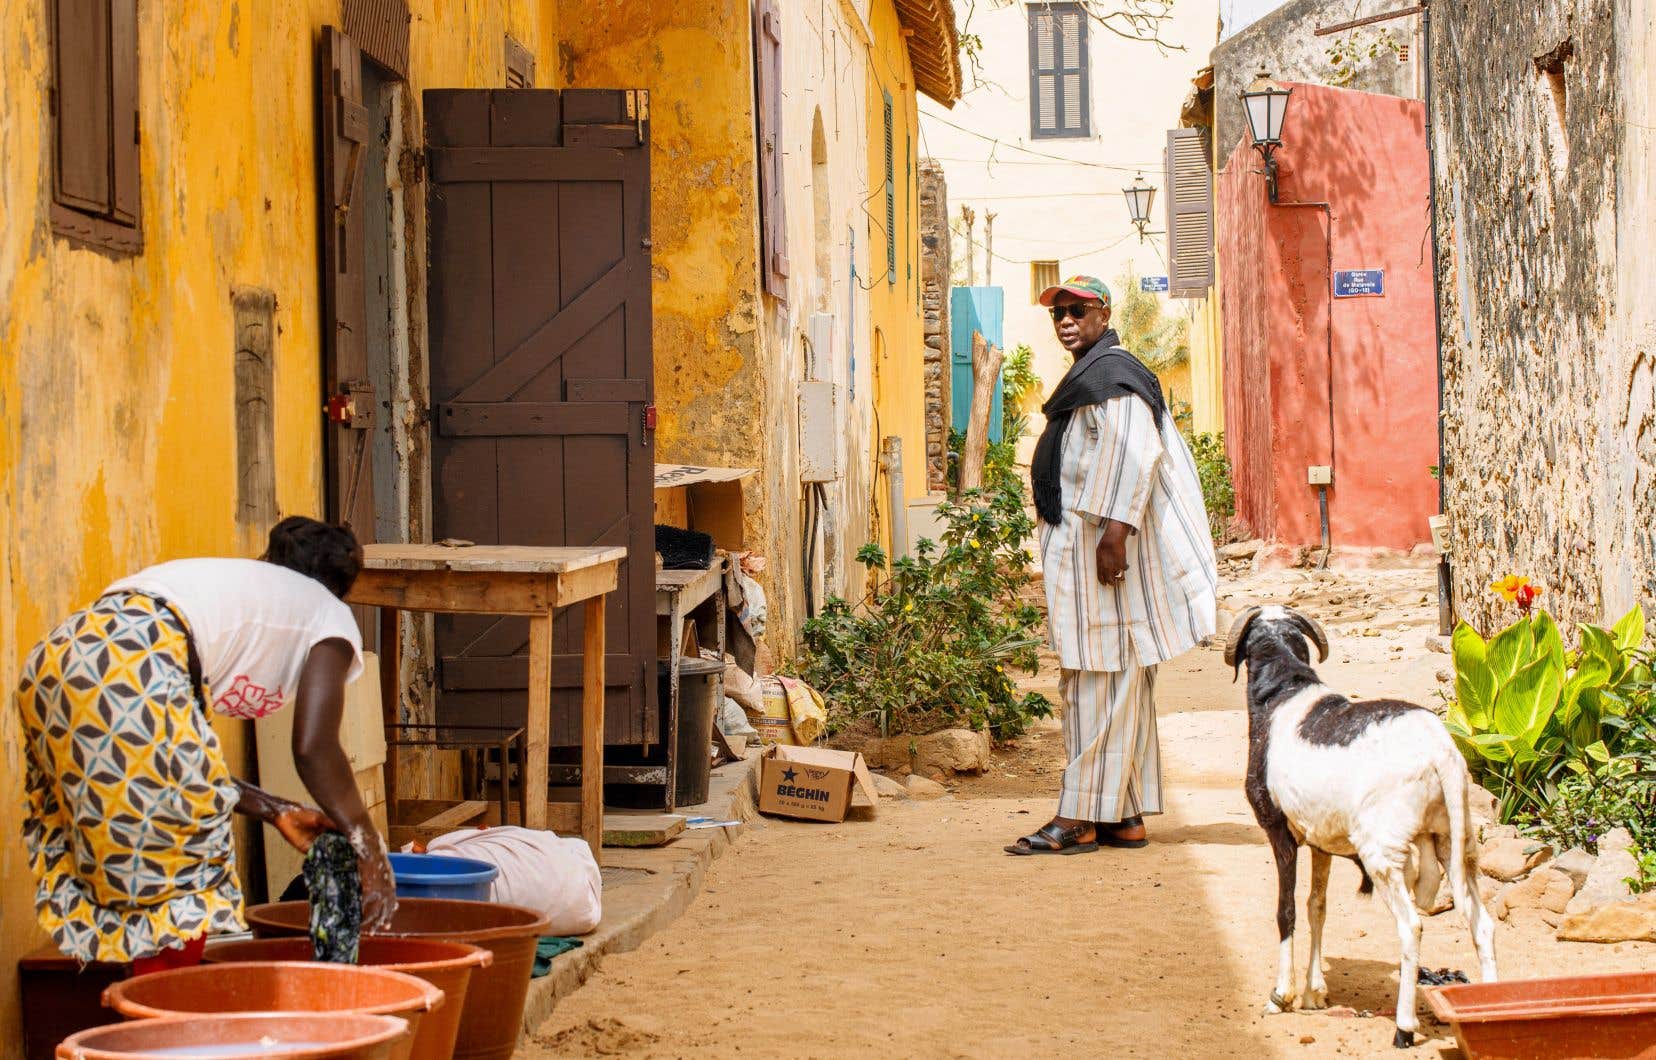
[1029,4,1088,139]
[884,91,895,285]
[755,0,788,300]
[53,0,114,215]
[108,0,138,224]
[1166,127,1215,298]
[504,35,536,87]
[1030,260,1059,303]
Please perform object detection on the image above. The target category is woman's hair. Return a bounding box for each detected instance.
[261,516,363,599]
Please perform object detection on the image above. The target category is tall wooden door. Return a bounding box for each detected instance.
[425,88,656,748]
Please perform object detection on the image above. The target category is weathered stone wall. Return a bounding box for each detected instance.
[1214,0,1419,168]
[1431,0,1656,635]
[919,158,952,493]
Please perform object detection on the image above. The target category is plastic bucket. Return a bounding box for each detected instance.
[658,657,722,807]
[246,900,550,1060]
[1426,971,1656,1059]
[104,963,441,1060]
[200,938,491,1060]
[387,852,499,901]
[57,1012,410,1059]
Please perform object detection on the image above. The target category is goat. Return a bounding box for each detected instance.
[1225,605,1497,1048]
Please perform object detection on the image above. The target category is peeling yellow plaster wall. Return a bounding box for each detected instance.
[0,2,557,1052]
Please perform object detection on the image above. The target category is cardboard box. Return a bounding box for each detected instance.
[653,463,755,550]
[758,745,880,822]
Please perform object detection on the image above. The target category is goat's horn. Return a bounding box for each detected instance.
[1288,607,1330,662]
[1223,607,1264,669]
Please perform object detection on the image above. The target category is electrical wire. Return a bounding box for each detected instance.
[920,109,1166,173]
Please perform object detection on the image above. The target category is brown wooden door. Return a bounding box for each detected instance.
[320,26,377,639]
[425,88,655,747]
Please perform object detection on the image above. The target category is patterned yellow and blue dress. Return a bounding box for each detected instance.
[17,592,244,963]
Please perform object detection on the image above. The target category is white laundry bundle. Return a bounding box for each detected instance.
[420,826,602,935]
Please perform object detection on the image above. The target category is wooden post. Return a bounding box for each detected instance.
[961,204,976,287]
[523,611,553,831]
[378,607,400,823]
[984,212,996,287]
[958,329,1004,493]
[581,596,607,857]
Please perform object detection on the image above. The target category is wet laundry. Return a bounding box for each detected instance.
[303,832,363,963]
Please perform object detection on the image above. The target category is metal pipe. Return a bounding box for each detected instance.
[883,436,909,560]
[1317,484,1332,569]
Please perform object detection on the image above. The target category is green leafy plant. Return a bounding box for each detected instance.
[1446,597,1650,823]
[796,479,1051,739]
[1630,847,1656,894]
[1185,431,1234,545]
[1113,267,1190,373]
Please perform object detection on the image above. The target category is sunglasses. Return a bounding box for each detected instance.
[1048,303,1099,322]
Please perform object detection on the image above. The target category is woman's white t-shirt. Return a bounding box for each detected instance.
[105,559,365,719]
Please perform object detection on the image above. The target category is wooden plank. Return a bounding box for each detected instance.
[602,815,686,848]
[553,560,620,608]
[428,146,629,183]
[415,799,490,831]
[348,570,556,614]
[379,607,401,803]
[361,543,627,574]
[581,595,606,855]
[524,612,554,830]
[568,378,647,402]
[654,562,725,616]
[437,401,630,438]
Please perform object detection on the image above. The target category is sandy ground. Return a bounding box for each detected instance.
[525,568,1653,1058]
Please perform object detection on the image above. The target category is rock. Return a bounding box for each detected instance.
[862,728,992,775]
[1426,637,1449,654]
[1600,827,1636,855]
[1479,836,1552,882]
[1218,539,1262,561]
[1557,894,1656,944]
[1566,847,1639,914]
[902,774,948,799]
[1477,875,1501,905]
[870,773,912,800]
[1494,868,1576,919]
[1467,784,1499,826]
[1551,848,1595,892]
[1479,823,1520,843]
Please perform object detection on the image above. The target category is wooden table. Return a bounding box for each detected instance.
[348,543,625,855]
[655,559,728,808]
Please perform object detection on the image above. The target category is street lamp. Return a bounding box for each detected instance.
[1122,173,1156,242]
[1240,72,1292,203]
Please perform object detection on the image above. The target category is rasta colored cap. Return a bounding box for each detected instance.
[1037,274,1112,308]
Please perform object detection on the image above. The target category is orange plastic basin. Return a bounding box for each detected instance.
[1426,972,1656,1059]
[56,1012,410,1059]
[245,900,550,1060]
[201,938,490,1060]
[104,963,441,1060]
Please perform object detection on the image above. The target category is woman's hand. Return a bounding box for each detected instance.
[273,806,338,853]
[355,837,398,932]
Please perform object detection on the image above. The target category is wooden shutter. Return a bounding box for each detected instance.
[319,26,377,638]
[505,35,535,87]
[50,0,141,252]
[1166,127,1215,298]
[1028,4,1088,139]
[755,0,788,299]
[343,0,410,79]
[884,91,895,285]
[425,88,656,749]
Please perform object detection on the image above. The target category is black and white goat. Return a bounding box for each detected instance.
[1225,605,1497,1048]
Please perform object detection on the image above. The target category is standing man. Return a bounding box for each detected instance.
[1006,276,1218,855]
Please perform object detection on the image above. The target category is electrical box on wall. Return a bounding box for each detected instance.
[799,381,840,483]
[1308,465,1333,486]
[807,312,835,383]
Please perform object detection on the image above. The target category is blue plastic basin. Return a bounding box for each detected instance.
[387,851,499,901]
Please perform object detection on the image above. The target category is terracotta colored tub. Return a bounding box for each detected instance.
[202,938,491,1060]
[246,900,550,1060]
[57,1012,410,1059]
[104,963,441,1060]
[1426,972,1656,1059]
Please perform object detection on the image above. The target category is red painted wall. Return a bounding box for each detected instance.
[1217,82,1438,551]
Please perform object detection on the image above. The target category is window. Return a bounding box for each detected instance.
[1028,3,1089,140]
[51,0,141,253]
[755,0,789,299]
[1165,128,1214,298]
[883,90,895,286]
[1030,260,1060,303]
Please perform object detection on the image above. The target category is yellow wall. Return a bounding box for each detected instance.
[0,2,555,1052]
[866,0,928,561]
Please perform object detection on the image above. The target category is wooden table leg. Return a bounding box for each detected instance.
[581,595,606,857]
[379,607,401,825]
[524,611,553,831]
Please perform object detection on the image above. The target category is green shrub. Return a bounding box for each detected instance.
[796,480,1052,739]
[1447,603,1650,824]
[1185,431,1235,545]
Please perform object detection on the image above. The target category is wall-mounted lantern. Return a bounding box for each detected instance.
[1241,71,1293,203]
[1122,173,1157,242]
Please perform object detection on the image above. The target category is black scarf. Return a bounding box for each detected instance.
[1030,330,1167,526]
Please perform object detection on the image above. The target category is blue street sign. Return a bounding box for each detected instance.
[1333,269,1385,297]
[1140,275,1169,293]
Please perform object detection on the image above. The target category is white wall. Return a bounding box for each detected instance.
[920,0,1219,457]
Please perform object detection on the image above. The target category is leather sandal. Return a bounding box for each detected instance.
[1005,820,1099,856]
[1095,815,1149,849]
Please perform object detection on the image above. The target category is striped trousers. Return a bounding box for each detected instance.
[1057,653,1163,823]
